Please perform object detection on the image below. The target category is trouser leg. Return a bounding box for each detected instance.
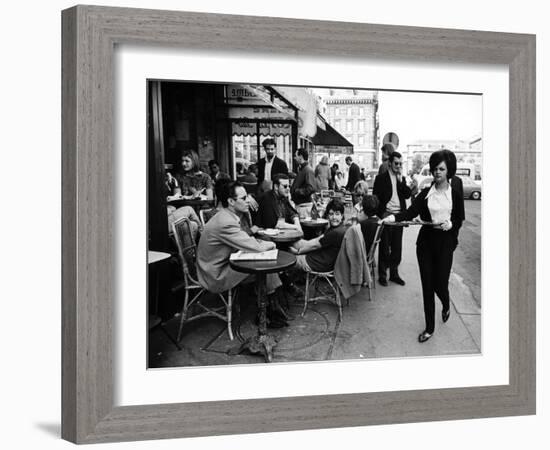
[434,237,454,312]
[378,226,391,279]
[389,226,403,276]
[416,242,436,334]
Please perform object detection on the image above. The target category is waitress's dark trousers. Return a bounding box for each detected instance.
[416,230,455,334]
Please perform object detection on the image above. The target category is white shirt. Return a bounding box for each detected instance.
[426,184,453,224]
[386,171,401,214]
[264,157,274,183]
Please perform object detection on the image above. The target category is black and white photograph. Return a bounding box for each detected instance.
[147,81,482,367]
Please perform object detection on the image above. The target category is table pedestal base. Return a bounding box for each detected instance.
[236,334,277,363]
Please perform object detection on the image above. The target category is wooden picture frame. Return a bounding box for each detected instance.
[62,5,536,443]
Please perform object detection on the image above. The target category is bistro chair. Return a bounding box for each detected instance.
[320,189,334,200]
[301,270,343,322]
[366,223,384,301]
[199,207,218,227]
[171,216,234,341]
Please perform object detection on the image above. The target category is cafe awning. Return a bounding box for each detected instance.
[312,122,354,154]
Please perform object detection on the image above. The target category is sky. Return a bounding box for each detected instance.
[377,90,482,149]
[312,88,482,150]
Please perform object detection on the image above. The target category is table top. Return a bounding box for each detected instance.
[167,196,214,207]
[229,250,296,274]
[257,228,303,243]
[300,218,329,228]
[148,250,171,265]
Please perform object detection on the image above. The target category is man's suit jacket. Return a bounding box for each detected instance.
[346,162,361,191]
[257,156,289,184]
[372,170,412,217]
[196,208,273,293]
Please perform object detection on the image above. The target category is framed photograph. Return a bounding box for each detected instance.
[62,5,535,444]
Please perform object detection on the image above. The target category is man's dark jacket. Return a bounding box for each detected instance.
[255,190,298,229]
[257,156,289,184]
[372,170,412,217]
[346,162,361,191]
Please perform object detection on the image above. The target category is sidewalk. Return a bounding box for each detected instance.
[149,226,481,367]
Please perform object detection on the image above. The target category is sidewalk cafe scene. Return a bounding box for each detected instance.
[148,81,482,365]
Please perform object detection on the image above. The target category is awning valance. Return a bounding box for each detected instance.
[312,122,354,154]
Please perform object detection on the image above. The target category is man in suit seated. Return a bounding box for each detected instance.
[255,173,302,232]
[257,138,289,195]
[372,151,411,286]
[196,181,287,327]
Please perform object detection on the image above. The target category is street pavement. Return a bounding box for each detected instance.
[149,200,481,367]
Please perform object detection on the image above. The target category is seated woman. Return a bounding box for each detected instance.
[352,180,370,217]
[171,150,214,200]
[290,199,347,273]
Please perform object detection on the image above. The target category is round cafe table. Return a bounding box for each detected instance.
[256,228,303,245]
[300,218,328,238]
[229,250,296,362]
[167,196,214,213]
[148,250,181,350]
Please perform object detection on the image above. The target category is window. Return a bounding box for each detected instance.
[346,120,353,132]
[358,120,365,132]
[359,107,364,116]
[335,107,340,116]
[358,135,365,146]
[334,119,341,130]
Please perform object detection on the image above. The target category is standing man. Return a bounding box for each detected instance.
[373,151,411,286]
[290,148,316,209]
[345,156,361,192]
[257,138,289,194]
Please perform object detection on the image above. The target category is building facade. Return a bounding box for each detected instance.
[320,89,379,170]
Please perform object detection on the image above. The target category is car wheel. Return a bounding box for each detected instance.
[471,191,481,200]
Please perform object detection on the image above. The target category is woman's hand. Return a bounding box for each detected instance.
[440,220,453,231]
[380,214,396,224]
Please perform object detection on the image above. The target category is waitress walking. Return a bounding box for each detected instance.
[382,149,465,343]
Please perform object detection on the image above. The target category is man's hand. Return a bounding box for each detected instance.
[250,225,260,235]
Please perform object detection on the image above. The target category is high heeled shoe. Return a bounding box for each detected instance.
[442,309,450,323]
[418,331,433,343]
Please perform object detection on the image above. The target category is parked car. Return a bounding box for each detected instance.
[461,176,482,200]
[416,175,482,200]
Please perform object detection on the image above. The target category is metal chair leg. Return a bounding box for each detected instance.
[302,272,311,316]
[226,289,234,341]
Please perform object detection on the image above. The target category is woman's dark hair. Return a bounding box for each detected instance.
[362,194,380,217]
[323,199,345,219]
[296,147,309,161]
[429,149,457,179]
[219,181,244,207]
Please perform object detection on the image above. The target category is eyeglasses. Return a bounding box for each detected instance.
[392,161,402,166]
[279,184,290,189]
